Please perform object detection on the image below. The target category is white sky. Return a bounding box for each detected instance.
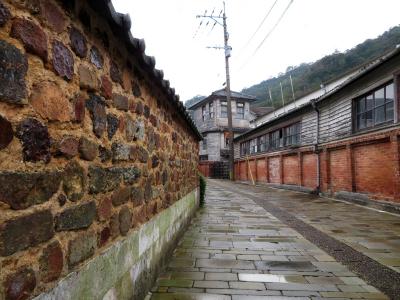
[111,0,400,102]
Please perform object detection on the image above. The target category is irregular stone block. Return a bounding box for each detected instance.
[40,0,65,33]
[72,93,85,123]
[101,75,112,99]
[152,155,159,168]
[99,227,110,247]
[97,197,112,221]
[107,114,119,140]
[63,160,85,201]
[11,18,48,62]
[79,137,98,161]
[150,114,158,127]
[0,40,28,104]
[0,115,13,150]
[30,81,71,121]
[52,40,74,81]
[5,268,36,300]
[99,145,112,163]
[0,1,11,26]
[55,201,96,231]
[0,170,61,210]
[144,178,153,202]
[16,118,51,163]
[86,94,107,138]
[133,145,149,163]
[112,142,131,162]
[111,186,131,206]
[112,94,128,111]
[39,241,63,283]
[70,27,87,58]
[131,186,144,207]
[90,46,103,69]
[0,210,54,256]
[144,105,150,118]
[110,61,121,83]
[57,136,79,158]
[88,166,140,194]
[132,81,141,97]
[79,64,98,91]
[135,101,143,115]
[68,232,96,268]
[126,116,144,141]
[119,206,132,236]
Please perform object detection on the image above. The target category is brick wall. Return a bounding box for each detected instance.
[268,156,281,184]
[283,155,299,185]
[235,129,400,204]
[0,1,199,299]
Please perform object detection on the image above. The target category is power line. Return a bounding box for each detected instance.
[238,0,294,70]
[238,0,279,55]
[253,0,293,55]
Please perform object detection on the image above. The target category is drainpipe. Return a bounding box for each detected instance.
[311,100,321,194]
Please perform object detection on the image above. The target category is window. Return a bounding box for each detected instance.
[199,155,208,161]
[221,101,227,118]
[284,123,301,146]
[209,102,214,119]
[250,138,257,154]
[257,135,268,152]
[355,82,394,131]
[270,129,283,150]
[236,102,244,119]
[202,105,207,121]
[241,141,250,156]
[202,137,207,150]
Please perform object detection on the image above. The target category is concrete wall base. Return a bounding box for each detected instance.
[35,188,199,300]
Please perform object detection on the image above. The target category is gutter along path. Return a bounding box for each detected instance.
[148,179,398,299]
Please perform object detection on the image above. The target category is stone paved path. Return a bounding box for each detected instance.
[148,180,395,299]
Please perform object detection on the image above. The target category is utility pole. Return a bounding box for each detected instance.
[197,2,235,181]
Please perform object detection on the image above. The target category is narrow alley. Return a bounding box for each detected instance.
[148,180,400,300]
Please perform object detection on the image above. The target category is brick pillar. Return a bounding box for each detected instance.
[279,155,284,184]
[346,144,356,192]
[320,148,330,192]
[391,135,400,201]
[266,156,270,183]
[298,152,303,186]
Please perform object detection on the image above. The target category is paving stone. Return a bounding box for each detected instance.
[238,273,307,283]
[229,281,265,290]
[265,282,339,291]
[196,259,255,270]
[151,293,231,300]
[158,279,193,288]
[171,272,205,280]
[207,289,281,296]
[205,273,237,281]
[194,281,229,289]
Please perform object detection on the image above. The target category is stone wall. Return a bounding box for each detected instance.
[0,1,200,299]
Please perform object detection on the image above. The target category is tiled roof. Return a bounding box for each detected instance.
[188,88,257,109]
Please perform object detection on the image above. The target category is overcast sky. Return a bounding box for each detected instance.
[111,0,400,102]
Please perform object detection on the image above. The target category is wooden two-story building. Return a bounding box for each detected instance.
[234,47,400,212]
[188,89,261,177]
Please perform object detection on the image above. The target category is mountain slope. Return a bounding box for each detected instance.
[241,25,400,108]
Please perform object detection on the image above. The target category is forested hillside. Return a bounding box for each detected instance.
[185,25,400,109]
[242,25,400,108]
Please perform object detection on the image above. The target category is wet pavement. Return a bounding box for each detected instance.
[147,179,400,299]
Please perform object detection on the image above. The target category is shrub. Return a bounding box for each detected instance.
[199,174,206,207]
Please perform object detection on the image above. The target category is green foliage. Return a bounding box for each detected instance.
[242,25,400,109]
[185,95,206,108]
[199,174,206,207]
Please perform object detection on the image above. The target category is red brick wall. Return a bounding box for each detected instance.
[354,142,395,199]
[235,130,400,204]
[329,148,351,192]
[256,158,267,182]
[302,153,317,189]
[249,159,256,182]
[269,156,281,184]
[283,155,299,185]
[239,161,247,181]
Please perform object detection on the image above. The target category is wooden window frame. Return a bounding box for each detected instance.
[236,102,245,119]
[221,100,228,118]
[353,81,395,132]
[209,102,214,119]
